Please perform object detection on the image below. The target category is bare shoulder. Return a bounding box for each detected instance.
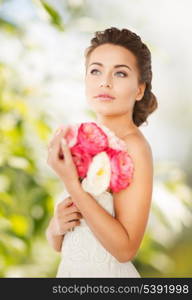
[112,129,154,258]
[123,129,153,167]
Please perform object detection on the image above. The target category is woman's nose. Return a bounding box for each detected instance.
[100,81,112,88]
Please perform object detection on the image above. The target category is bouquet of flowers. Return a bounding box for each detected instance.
[63,122,134,197]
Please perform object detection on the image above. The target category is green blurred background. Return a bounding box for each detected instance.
[0,0,192,277]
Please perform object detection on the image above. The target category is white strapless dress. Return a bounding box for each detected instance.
[55,190,140,278]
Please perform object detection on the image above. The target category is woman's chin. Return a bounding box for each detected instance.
[97,112,119,118]
[92,107,116,116]
[89,103,115,114]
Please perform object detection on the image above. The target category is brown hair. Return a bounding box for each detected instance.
[84,27,158,127]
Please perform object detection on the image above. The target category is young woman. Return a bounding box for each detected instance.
[46,27,158,277]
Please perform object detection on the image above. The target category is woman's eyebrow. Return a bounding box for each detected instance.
[89,62,132,71]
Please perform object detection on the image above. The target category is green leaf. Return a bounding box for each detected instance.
[0,17,23,35]
[40,0,64,30]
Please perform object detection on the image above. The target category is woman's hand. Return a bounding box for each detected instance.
[51,196,83,235]
[47,126,80,192]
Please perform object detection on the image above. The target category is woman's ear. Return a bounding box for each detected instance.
[135,82,146,101]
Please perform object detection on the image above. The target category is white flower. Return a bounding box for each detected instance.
[81,151,111,196]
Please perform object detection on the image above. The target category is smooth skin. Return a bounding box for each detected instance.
[46,128,83,251]
[46,197,82,252]
[46,44,153,261]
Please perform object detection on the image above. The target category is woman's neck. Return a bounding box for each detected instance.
[96,114,138,140]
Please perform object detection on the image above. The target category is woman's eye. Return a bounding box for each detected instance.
[89,69,127,77]
[90,69,100,75]
[116,71,127,77]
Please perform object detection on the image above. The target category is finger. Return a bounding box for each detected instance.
[57,205,81,218]
[47,126,64,149]
[64,212,82,222]
[65,205,81,214]
[67,220,81,229]
[48,125,68,150]
[52,128,69,160]
[63,197,73,207]
[58,219,81,234]
[64,198,78,210]
[60,138,73,163]
[56,201,81,219]
[57,197,73,210]
[56,220,78,235]
[54,124,67,137]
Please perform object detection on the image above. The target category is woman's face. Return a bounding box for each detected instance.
[85,43,145,117]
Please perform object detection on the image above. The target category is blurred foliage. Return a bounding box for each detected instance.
[35,0,88,30]
[0,0,192,278]
[0,17,23,35]
[135,163,192,277]
[0,60,62,277]
[37,0,65,30]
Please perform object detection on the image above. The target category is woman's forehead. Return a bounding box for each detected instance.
[88,44,137,69]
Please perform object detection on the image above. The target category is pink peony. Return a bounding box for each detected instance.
[106,148,134,193]
[59,121,134,195]
[77,122,109,155]
[70,144,93,179]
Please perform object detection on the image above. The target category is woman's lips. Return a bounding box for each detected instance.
[94,94,115,101]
